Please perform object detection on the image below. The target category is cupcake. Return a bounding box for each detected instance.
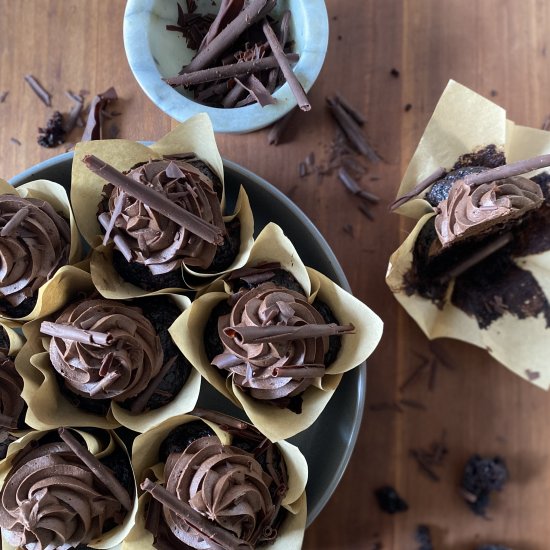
[171,223,383,441]
[0,177,81,323]
[71,113,254,298]
[0,427,137,549]
[124,410,307,550]
[16,268,200,432]
[387,79,550,388]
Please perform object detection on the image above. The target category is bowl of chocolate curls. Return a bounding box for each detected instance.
[123,0,328,132]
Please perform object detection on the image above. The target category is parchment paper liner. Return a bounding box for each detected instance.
[0,427,138,550]
[0,177,82,325]
[123,412,307,550]
[71,113,255,295]
[170,223,384,441]
[16,268,201,431]
[387,79,550,388]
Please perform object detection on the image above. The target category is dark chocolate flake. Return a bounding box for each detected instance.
[37,111,66,148]
[525,369,540,381]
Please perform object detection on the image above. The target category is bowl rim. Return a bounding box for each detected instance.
[8,152,366,526]
[122,0,329,133]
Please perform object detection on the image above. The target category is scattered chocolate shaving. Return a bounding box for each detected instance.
[64,92,84,134]
[525,369,540,381]
[37,111,66,148]
[374,486,408,514]
[390,68,400,78]
[490,89,498,97]
[342,224,354,237]
[404,103,413,112]
[389,167,446,211]
[0,91,8,103]
[358,202,374,221]
[399,398,427,411]
[81,86,118,141]
[24,74,52,106]
[299,162,307,178]
[415,525,433,550]
[369,401,403,413]
[221,81,245,107]
[409,431,448,482]
[267,107,297,145]
[166,2,216,50]
[335,92,366,126]
[9,138,21,146]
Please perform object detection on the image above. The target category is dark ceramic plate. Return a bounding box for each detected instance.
[10,153,366,526]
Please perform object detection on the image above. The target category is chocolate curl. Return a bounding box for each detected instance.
[83,155,224,245]
[334,93,366,126]
[130,356,178,414]
[267,10,292,93]
[182,0,276,73]
[58,428,133,512]
[141,478,252,550]
[463,154,550,186]
[191,407,249,430]
[262,21,310,112]
[271,365,325,378]
[225,323,356,344]
[98,212,133,262]
[24,75,52,107]
[198,0,245,52]
[40,321,113,346]
[88,371,121,397]
[102,191,126,246]
[389,167,446,211]
[234,75,276,107]
[81,87,118,141]
[164,54,299,88]
[221,81,246,108]
[1,207,30,237]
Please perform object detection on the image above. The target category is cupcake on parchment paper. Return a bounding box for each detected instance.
[0,427,137,550]
[71,113,254,299]
[171,223,383,441]
[387,79,550,388]
[0,176,82,323]
[123,409,307,550]
[16,268,200,433]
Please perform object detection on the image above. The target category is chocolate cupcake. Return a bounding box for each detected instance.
[71,114,254,299]
[171,223,383,441]
[387,80,550,388]
[0,427,137,549]
[17,269,200,432]
[0,177,81,322]
[125,410,307,550]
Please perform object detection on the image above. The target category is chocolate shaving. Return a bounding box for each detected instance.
[64,97,84,134]
[262,20,310,111]
[299,162,307,177]
[234,74,275,107]
[40,321,113,346]
[191,407,249,430]
[88,371,121,397]
[83,155,224,245]
[525,369,540,381]
[199,0,245,51]
[409,431,448,482]
[335,93,366,126]
[390,167,446,211]
[24,74,52,106]
[166,2,215,50]
[0,91,8,103]
[165,54,298,88]
[130,356,178,413]
[221,81,246,108]
[225,322,355,344]
[227,262,281,281]
[9,138,21,146]
[399,359,431,392]
[142,479,253,550]
[267,107,297,145]
[463,154,550,186]
[81,87,118,141]
[267,10,291,93]
[399,398,427,410]
[58,428,132,512]
[271,365,325,378]
[98,212,133,262]
[369,401,404,413]
[182,0,276,73]
[358,203,374,220]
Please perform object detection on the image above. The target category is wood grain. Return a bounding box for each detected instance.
[1,1,550,549]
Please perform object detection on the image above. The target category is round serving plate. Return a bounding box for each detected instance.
[9,152,366,526]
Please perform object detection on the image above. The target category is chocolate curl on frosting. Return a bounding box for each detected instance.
[40,321,113,346]
[82,154,224,245]
[58,427,132,512]
[225,323,355,344]
[141,478,252,550]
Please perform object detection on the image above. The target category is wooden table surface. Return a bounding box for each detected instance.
[1,1,549,548]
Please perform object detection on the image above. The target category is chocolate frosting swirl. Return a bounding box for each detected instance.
[0,438,127,549]
[212,282,331,401]
[435,176,544,246]
[161,435,285,549]
[0,195,70,307]
[47,298,163,401]
[0,353,24,431]
[100,158,225,274]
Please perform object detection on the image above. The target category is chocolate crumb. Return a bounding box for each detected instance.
[490,90,498,97]
[37,111,66,148]
[0,91,8,103]
[374,486,408,514]
[415,525,433,550]
[460,455,508,516]
[337,35,342,40]
[9,138,21,146]
[390,68,400,78]
[525,369,540,381]
[404,103,413,112]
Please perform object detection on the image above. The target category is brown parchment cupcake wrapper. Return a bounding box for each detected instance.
[171,223,383,441]
[387,80,550,389]
[123,413,307,550]
[0,178,83,325]
[16,269,200,431]
[0,428,138,550]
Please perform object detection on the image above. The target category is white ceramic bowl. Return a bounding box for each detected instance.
[123,0,329,133]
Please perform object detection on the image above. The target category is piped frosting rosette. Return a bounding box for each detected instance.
[387,79,550,389]
[15,268,200,432]
[0,427,138,550]
[170,223,383,441]
[123,410,307,550]
[71,113,254,298]
[0,177,82,324]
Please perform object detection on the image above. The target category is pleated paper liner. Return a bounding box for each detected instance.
[387,80,550,388]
